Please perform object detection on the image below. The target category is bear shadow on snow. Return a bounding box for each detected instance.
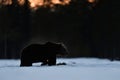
[20,42,68,66]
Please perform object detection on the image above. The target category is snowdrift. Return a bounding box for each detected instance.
[0,58,120,80]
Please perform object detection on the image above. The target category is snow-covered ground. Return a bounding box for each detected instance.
[0,58,120,80]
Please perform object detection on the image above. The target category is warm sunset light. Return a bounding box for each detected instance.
[18,0,25,5]
[88,0,96,3]
[87,0,98,7]
[51,0,70,5]
[29,0,44,8]
[0,0,71,9]
[29,0,71,9]
[0,0,12,5]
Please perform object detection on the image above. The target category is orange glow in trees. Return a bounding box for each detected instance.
[88,0,96,3]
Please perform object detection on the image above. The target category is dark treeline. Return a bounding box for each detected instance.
[0,0,120,60]
[0,0,30,59]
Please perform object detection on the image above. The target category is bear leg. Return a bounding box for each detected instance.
[20,62,32,67]
[41,59,48,66]
[48,57,56,66]
[20,58,32,67]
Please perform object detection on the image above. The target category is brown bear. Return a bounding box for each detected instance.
[20,42,68,66]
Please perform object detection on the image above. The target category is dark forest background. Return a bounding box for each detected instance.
[0,0,120,60]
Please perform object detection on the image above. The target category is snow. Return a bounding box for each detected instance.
[0,58,120,80]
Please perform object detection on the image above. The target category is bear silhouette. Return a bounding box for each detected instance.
[20,42,68,66]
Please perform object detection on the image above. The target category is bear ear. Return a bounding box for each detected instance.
[57,43,63,46]
[57,43,64,47]
[57,42,63,45]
